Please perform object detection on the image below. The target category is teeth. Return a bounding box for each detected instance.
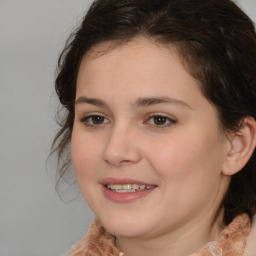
[116,189,136,193]
[139,185,145,190]
[106,184,154,192]
[132,184,139,189]
[123,184,132,190]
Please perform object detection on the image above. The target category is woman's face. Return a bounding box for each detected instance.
[72,38,231,239]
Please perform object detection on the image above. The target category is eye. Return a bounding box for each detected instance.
[146,114,176,128]
[80,114,110,126]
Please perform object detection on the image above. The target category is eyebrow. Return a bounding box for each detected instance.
[75,96,192,109]
[134,97,192,109]
[75,97,106,107]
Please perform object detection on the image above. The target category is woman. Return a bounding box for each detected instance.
[52,0,256,255]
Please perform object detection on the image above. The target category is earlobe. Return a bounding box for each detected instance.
[222,117,256,176]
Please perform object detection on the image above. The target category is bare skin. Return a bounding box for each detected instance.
[71,38,256,256]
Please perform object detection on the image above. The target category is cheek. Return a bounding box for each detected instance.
[144,132,225,218]
[71,128,101,181]
[145,128,223,183]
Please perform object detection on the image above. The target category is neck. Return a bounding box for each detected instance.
[116,209,224,256]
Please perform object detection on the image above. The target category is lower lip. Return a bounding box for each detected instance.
[102,185,156,203]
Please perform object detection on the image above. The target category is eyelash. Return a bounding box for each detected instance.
[80,114,110,128]
[80,113,177,129]
[145,114,177,128]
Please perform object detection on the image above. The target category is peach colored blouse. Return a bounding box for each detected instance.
[64,214,253,256]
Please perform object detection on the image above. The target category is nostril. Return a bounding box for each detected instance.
[104,158,132,166]
[120,160,132,164]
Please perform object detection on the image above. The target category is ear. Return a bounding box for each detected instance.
[222,117,256,176]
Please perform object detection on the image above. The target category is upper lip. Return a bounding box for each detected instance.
[101,177,157,186]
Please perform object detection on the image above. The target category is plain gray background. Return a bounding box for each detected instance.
[0,1,255,256]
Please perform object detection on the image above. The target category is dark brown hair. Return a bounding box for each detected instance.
[52,0,256,224]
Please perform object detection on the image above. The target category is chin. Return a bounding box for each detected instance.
[98,214,151,238]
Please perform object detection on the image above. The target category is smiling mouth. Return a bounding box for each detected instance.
[106,184,156,193]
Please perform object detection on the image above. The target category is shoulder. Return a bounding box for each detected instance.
[244,215,256,256]
[61,219,119,256]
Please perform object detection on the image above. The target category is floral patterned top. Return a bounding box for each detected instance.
[64,214,251,256]
[188,214,251,256]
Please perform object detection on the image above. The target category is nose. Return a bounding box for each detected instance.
[102,124,142,167]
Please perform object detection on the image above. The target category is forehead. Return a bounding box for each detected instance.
[77,38,215,113]
[77,38,194,92]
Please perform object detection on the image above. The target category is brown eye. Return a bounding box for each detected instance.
[153,116,168,126]
[91,116,105,124]
[147,115,176,128]
[81,115,109,126]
